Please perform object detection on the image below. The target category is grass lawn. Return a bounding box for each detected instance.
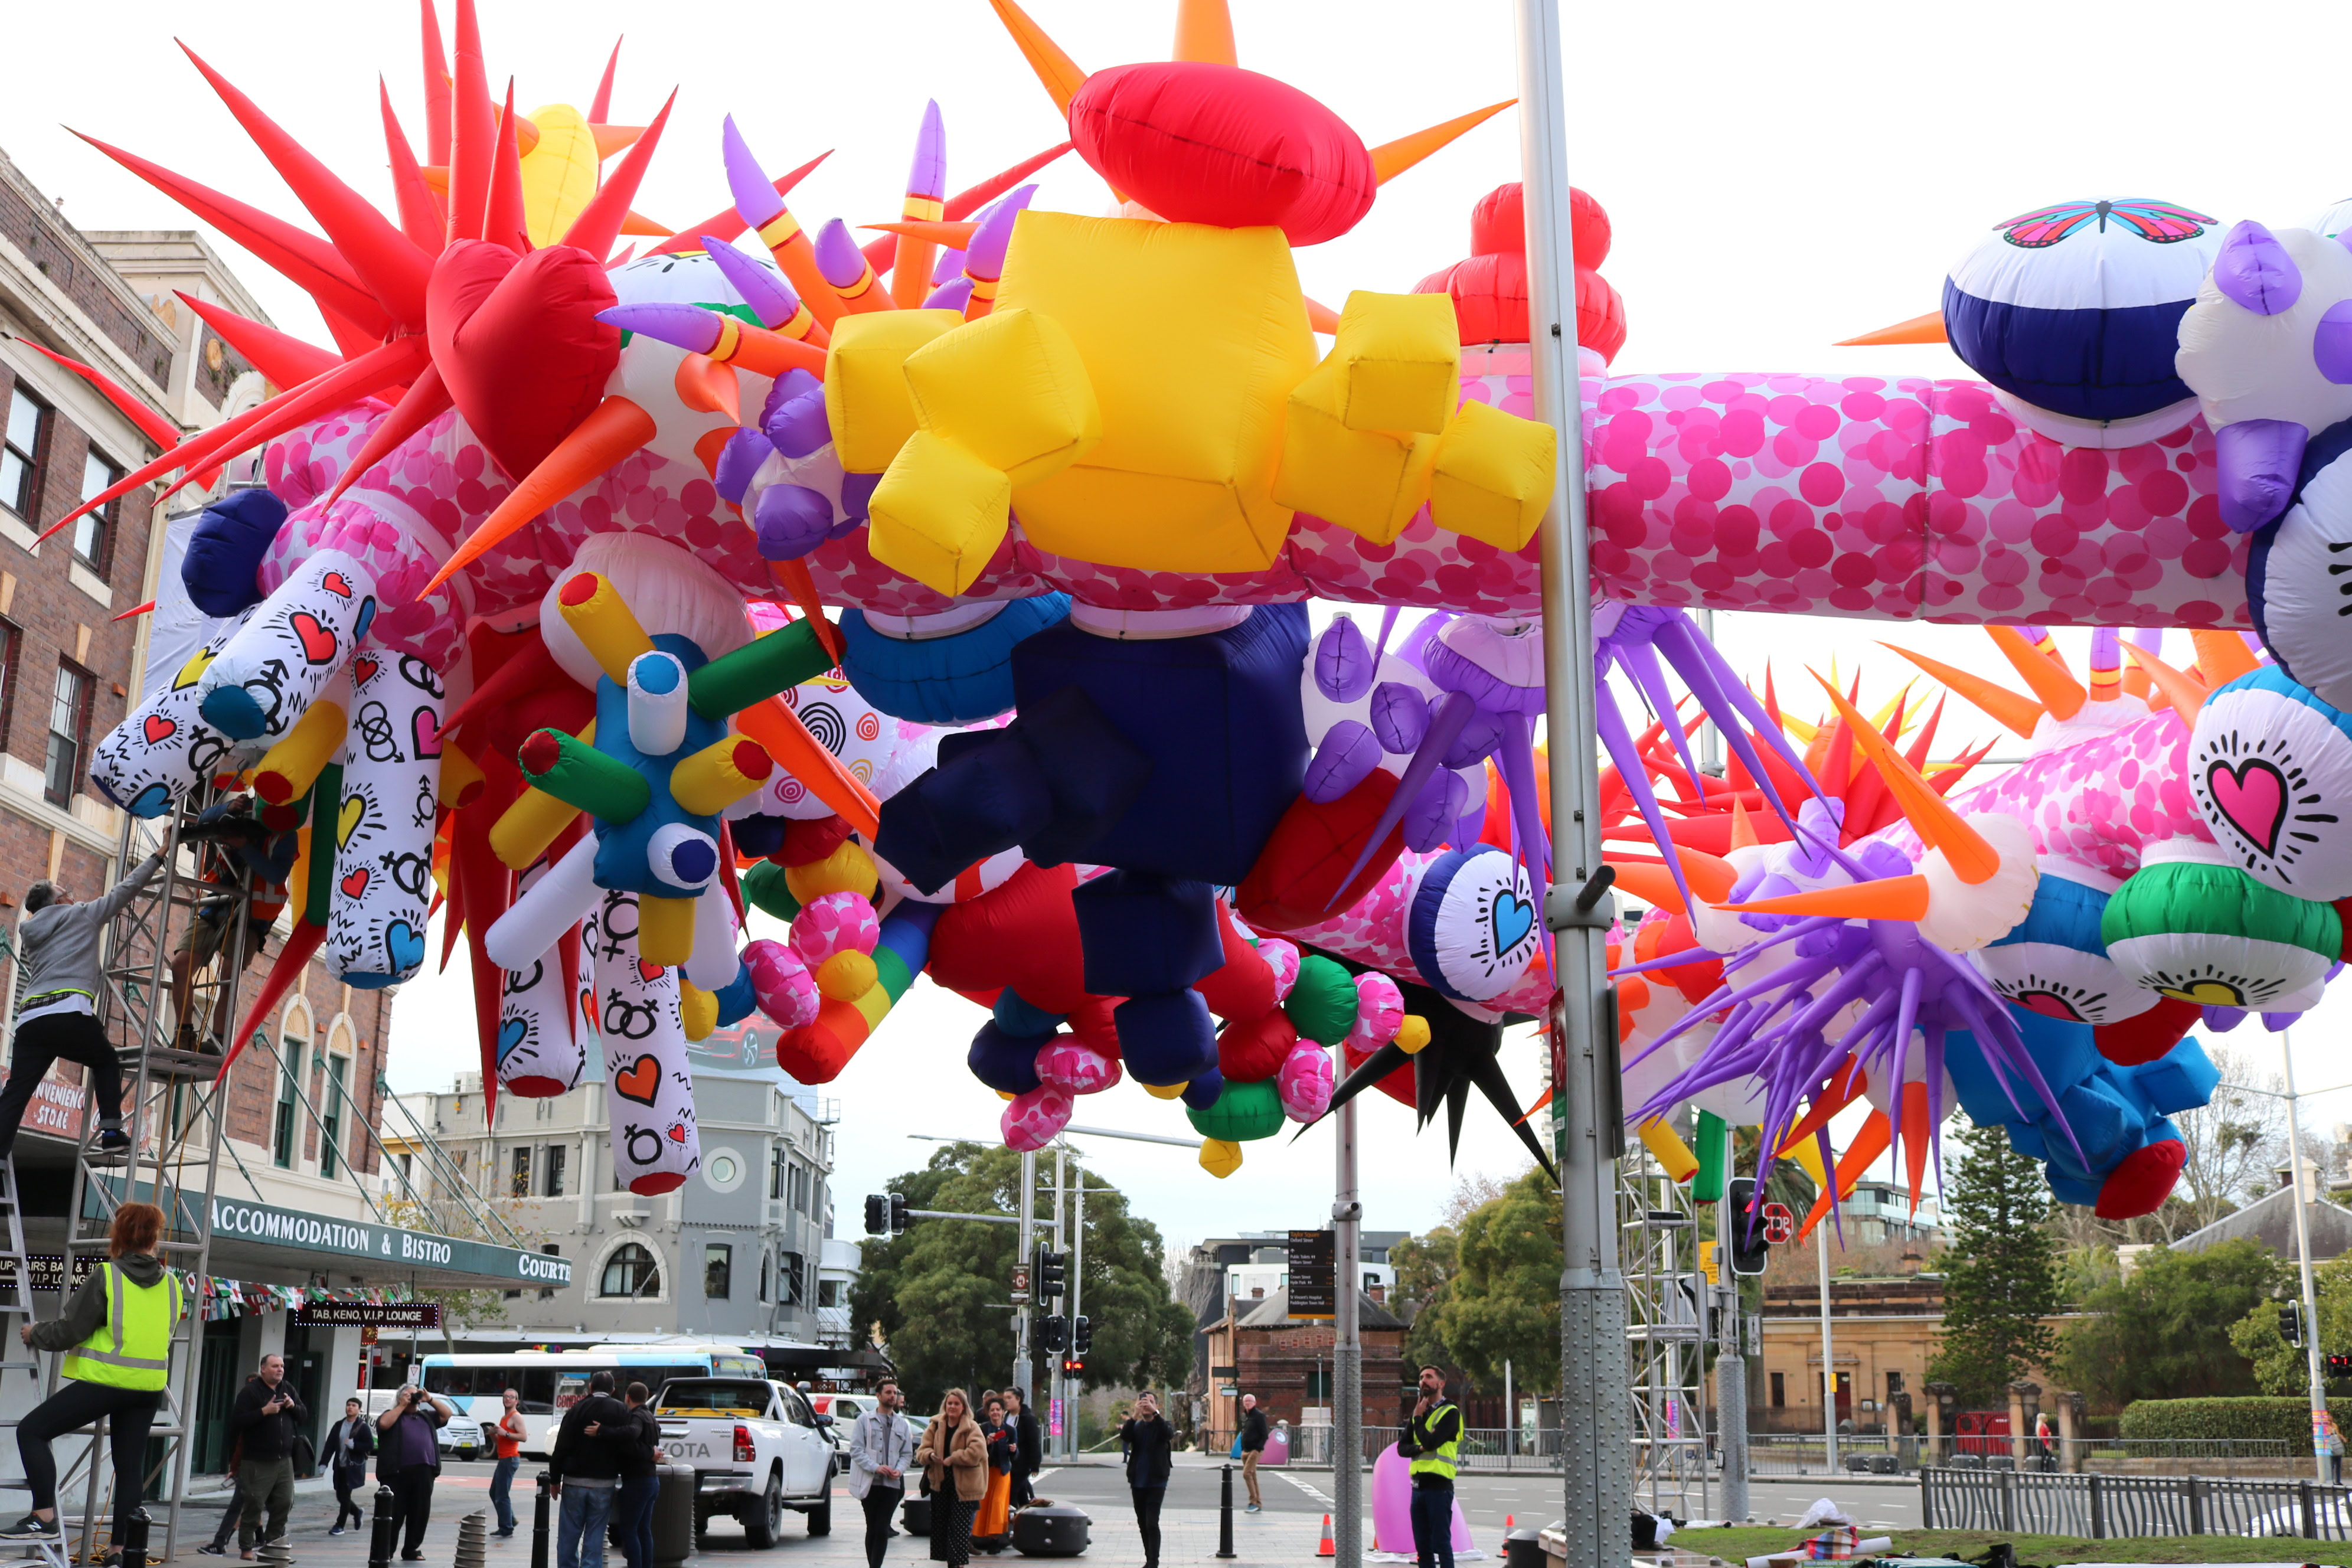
[1672,1525,2352,1563]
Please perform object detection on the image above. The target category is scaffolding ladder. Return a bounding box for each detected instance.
[1622,1139,1711,1523]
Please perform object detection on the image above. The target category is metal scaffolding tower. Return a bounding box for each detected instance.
[1622,1144,1710,1522]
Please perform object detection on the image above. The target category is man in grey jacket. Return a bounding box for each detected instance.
[847,1380,915,1568]
[0,850,172,1161]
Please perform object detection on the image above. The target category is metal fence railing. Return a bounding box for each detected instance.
[1921,1467,2352,1541]
[1260,1427,1565,1472]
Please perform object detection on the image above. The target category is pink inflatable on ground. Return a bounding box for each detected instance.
[1368,1445,1478,1560]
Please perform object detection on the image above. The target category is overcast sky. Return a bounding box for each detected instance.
[7,0,2351,1252]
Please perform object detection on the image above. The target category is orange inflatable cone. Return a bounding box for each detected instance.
[1317,1515,1335,1557]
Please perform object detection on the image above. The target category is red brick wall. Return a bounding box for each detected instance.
[1230,1325,1410,1436]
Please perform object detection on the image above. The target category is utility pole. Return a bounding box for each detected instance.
[2282,1031,2330,1482]
[1053,1144,1067,1452]
[1716,1280,1749,1522]
[1818,1222,1838,1472]
[1332,1096,1363,1568]
[1071,1165,1086,1458]
[1521,0,1630,1559]
[1015,1147,1035,1403]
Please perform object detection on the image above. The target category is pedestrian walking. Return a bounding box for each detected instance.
[848,1379,916,1568]
[1397,1364,1462,1568]
[375,1382,453,1560]
[0,852,171,1161]
[0,1204,179,1549]
[974,1397,1014,1550]
[2321,1409,2347,1485]
[323,1397,375,1535]
[489,1389,529,1538]
[226,1353,306,1556]
[914,1390,987,1568]
[1238,1393,1268,1512]
[550,1371,631,1568]
[605,1383,660,1568]
[1001,1389,1041,1509]
[1118,1393,1173,1568]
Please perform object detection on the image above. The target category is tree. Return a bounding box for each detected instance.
[2230,1254,2352,1397]
[1390,1223,1460,1376]
[846,1144,1192,1409]
[1926,1119,2062,1404]
[2173,1044,2289,1231]
[1417,1167,1566,1392]
[2053,1237,2285,1407]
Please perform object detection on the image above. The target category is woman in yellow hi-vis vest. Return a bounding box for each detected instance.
[2,1203,179,1548]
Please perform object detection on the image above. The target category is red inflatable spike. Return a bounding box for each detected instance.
[151,337,429,506]
[419,0,452,164]
[446,0,495,241]
[485,80,533,254]
[646,149,832,257]
[589,37,622,123]
[4,339,181,453]
[177,42,434,329]
[174,292,341,392]
[218,920,329,1079]
[380,80,446,251]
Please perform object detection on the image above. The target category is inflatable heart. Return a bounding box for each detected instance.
[426,239,621,481]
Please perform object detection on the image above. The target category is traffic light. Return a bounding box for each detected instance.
[1063,1355,1086,1376]
[2327,1353,2352,1379]
[1040,1314,1069,1351]
[1037,1246,1067,1301]
[864,1195,888,1236]
[1725,1178,1769,1276]
[2282,1304,2305,1347]
[888,1193,909,1234]
[1073,1315,1093,1355]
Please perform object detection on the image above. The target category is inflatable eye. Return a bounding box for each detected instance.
[2101,854,2342,1012]
[1972,948,2152,1025]
[1406,846,1542,1003]
[648,822,721,890]
[2189,667,2352,899]
[627,651,689,757]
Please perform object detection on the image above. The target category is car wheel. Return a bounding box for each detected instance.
[746,1471,783,1550]
[459,1448,478,1462]
[806,1488,831,1538]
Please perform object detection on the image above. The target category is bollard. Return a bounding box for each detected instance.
[531,1474,553,1568]
[117,1508,149,1568]
[367,1484,399,1568]
[1215,1465,1236,1560]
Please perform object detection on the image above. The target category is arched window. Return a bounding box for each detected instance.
[600,1243,662,1299]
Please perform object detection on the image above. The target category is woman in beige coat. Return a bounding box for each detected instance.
[916,1389,989,1567]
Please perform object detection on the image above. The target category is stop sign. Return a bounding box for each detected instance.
[1760,1201,1795,1244]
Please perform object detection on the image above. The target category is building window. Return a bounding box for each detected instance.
[1770,1373,1785,1409]
[545,1143,566,1197]
[539,1244,561,1301]
[1886,1371,1904,1400]
[705,1244,731,1300]
[599,1243,661,1299]
[769,1144,786,1201]
[273,1032,305,1168]
[511,1146,531,1198]
[759,1253,770,1303]
[787,1162,811,1214]
[74,450,119,575]
[1,388,47,519]
[0,618,19,752]
[781,1252,805,1306]
[817,1279,844,1309]
[1305,1368,1332,1400]
[43,661,91,807]
[320,1055,347,1179]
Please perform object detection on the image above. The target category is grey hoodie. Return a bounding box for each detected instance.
[28,1251,168,1353]
[17,853,164,1008]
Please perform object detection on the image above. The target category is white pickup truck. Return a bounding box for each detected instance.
[652,1376,835,1546]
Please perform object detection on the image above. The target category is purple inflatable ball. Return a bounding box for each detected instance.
[754,482,834,560]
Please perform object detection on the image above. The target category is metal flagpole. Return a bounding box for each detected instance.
[1015,1148,1035,1403]
[1519,0,1631,1560]
[1332,1097,1363,1566]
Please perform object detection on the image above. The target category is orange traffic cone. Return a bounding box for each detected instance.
[1317,1514,1335,1557]
[1505,1515,1515,1529]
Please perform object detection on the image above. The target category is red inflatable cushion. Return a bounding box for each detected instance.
[1465,182,1611,266]
[1411,253,1625,361]
[1219,1010,1296,1084]
[1068,62,1376,246]
[2095,1136,2187,1219]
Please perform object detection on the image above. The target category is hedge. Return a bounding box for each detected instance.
[2118,1398,2338,1444]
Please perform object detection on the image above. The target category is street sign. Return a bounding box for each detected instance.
[1696,1240,1718,1285]
[292,1302,442,1328]
[1011,1263,1031,1302]
[1760,1201,1795,1245]
[1287,1229,1336,1319]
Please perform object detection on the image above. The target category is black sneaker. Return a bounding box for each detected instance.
[94,1128,132,1154]
[0,1515,57,1540]
[195,1545,228,1557]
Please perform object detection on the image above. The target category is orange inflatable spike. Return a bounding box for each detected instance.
[592,124,646,160]
[424,397,657,594]
[2119,642,2210,730]
[1605,862,1690,917]
[1512,1089,1552,1129]
[1370,101,1516,186]
[380,80,445,253]
[1835,310,1948,347]
[326,364,455,506]
[618,210,671,238]
[485,80,531,254]
[985,0,1090,116]
[1795,1111,1893,1242]
[1780,1059,1866,1151]
[691,424,736,479]
[1987,626,2086,721]
[446,0,495,242]
[1900,1081,1932,1213]
[562,90,675,261]
[589,35,622,123]
[419,0,452,165]
[1814,672,2001,884]
[863,219,980,249]
[1172,0,1239,64]
[1877,642,2044,740]
[674,353,740,423]
[112,600,155,622]
[2190,629,2261,691]
[1728,797,1759,850]
[1716,874,1930,922]
[688,315,828,381]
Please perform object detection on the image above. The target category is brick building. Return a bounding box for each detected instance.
[1199,1286,1409,1453]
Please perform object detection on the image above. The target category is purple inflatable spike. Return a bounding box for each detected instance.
[712,426,773,505]
[2214,220,2302,315]
[2204,1004,2246,1032]
[2216,417,2309,533]
[698,234,801,329]
[1333,691,1476,892]
[1302,720,1381,803]
[932,244,968,286]
[965,185,1037,279]
[721,115,784,229]
[1373,605,1402,667]
[1612,635,1708,806]
[925,277,977,312]
[1315,616,1376,703]
[813,219,868,290]
[906,100,947,205]
[1402,770,1465,854]
[596,302,721,354]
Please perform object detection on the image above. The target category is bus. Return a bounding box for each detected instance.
[413,1341,768,1457]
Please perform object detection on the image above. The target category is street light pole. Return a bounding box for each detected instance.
[1818,1221,1838,1474]
[1332,1095,1363,1568]
[1519,0,1631,1559]
[2281,1031,2329,1482]
[1070,1164,1086,1459]
[1015,1148,1035,1404]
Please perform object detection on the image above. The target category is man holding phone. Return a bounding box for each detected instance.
[376,1382,453,1560]
[228,1354,306,1558]
[1397,1366,1462,1568]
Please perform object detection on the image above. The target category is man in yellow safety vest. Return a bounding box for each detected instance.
[1396,1364,1461,1568]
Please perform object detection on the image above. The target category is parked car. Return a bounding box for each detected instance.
[808,1394,871,1475]
[652,1376,834,1546]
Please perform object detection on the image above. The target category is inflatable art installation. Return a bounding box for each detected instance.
[53,0,2352,1220]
